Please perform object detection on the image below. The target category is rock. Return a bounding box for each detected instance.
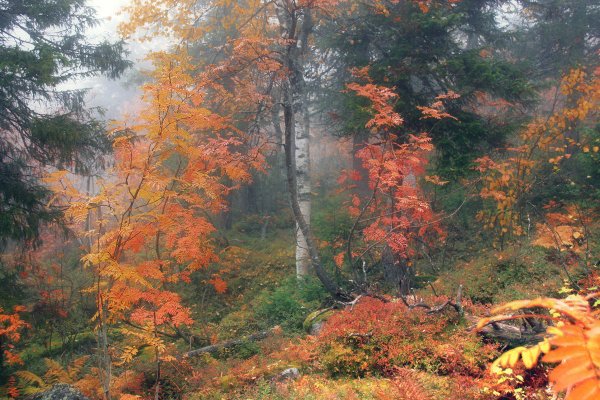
[303,309,334,335]
[275,368,300,382]
[27,384,89,400]
[309,320,325,335]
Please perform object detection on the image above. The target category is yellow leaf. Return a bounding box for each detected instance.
[539,339,551,354]
[522,346,540,368]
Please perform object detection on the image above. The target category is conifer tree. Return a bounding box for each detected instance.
[0,0,130,244]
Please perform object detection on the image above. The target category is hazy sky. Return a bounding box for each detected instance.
[88,0,129,38]
[82,0,149,120]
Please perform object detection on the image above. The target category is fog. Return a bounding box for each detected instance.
[77,0,166,121]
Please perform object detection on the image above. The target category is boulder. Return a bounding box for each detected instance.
[274,367,300,382]
[302,309,334,335]
[27,384,89,400]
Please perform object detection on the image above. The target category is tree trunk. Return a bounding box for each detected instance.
[288,6,314,279]
[184,327,278,358]
[275,1,312,278]
[98,301,112,400]
[283,79,342,297]
[276,2,348,299]
[295,93,311,277]
[352,130,371,197]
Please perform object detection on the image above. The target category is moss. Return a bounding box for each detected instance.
[302,309,334,333]
[252,277,328,333]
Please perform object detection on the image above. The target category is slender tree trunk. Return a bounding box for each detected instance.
[154,312,161,400]
[399,171,417,295]
[98,298,112,400]
[276,2,347,298]
[295,92,311,277]
[95,205,112,400]
[282,82,341,297]
[352,130,371,197]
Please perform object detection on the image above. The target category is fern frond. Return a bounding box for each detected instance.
[67,356,90,379]
[14,370,47,394]
[481,294,600,400]
[43,358,71,384]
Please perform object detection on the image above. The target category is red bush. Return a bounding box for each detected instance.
[309,297,498,378]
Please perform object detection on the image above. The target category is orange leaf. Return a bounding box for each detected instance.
[543,346,587,363]
[550,355,595,391]
[567,378,600,400]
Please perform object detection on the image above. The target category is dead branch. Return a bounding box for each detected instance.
[401,285,463,315]
[336,294,363,309]
[347,332,373,340]
[329,286,543,346]
[183,326,280,358]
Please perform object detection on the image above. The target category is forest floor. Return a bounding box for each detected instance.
[152,218,580,399]
[11,211,595,400]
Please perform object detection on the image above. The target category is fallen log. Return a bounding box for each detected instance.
[184,326,280,358]
[383,286,545,346]
[467,314,546,346]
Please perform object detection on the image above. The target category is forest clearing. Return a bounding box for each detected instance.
[0,0,599,399]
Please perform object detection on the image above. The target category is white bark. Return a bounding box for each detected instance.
[274,1,313,279]
[295,100,311,277]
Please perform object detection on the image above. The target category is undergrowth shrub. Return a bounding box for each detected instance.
[438,246,562,304]
[217,309,260,340]
[273,374,431,400]
[304,297,498,378]
[253,277,327,333]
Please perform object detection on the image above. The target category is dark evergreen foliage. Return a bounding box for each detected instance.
[0,0,130,244]
[316,0,535,177]
[512,0,600,79]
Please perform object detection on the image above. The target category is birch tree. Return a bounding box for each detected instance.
[275,2,313,278]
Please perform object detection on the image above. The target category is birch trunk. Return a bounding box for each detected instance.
[276,2,346,298]
[276,2,313,278]
[282,81,341,297]
[295,94,311,277]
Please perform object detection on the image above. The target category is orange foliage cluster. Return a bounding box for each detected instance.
[475,66,599,240]
[479,294,600,399]
[531,202,591,256]
[354,134,439,257]
[297,297,497,379]
[417,90,460,121]
[337,70,444,267]
[0,306,28,365]
[346,67,404,130]
[44,52,264,384]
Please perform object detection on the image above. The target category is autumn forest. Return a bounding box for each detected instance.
[0,0,599,399]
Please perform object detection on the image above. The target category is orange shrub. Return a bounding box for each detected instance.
[306,297,498,378]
